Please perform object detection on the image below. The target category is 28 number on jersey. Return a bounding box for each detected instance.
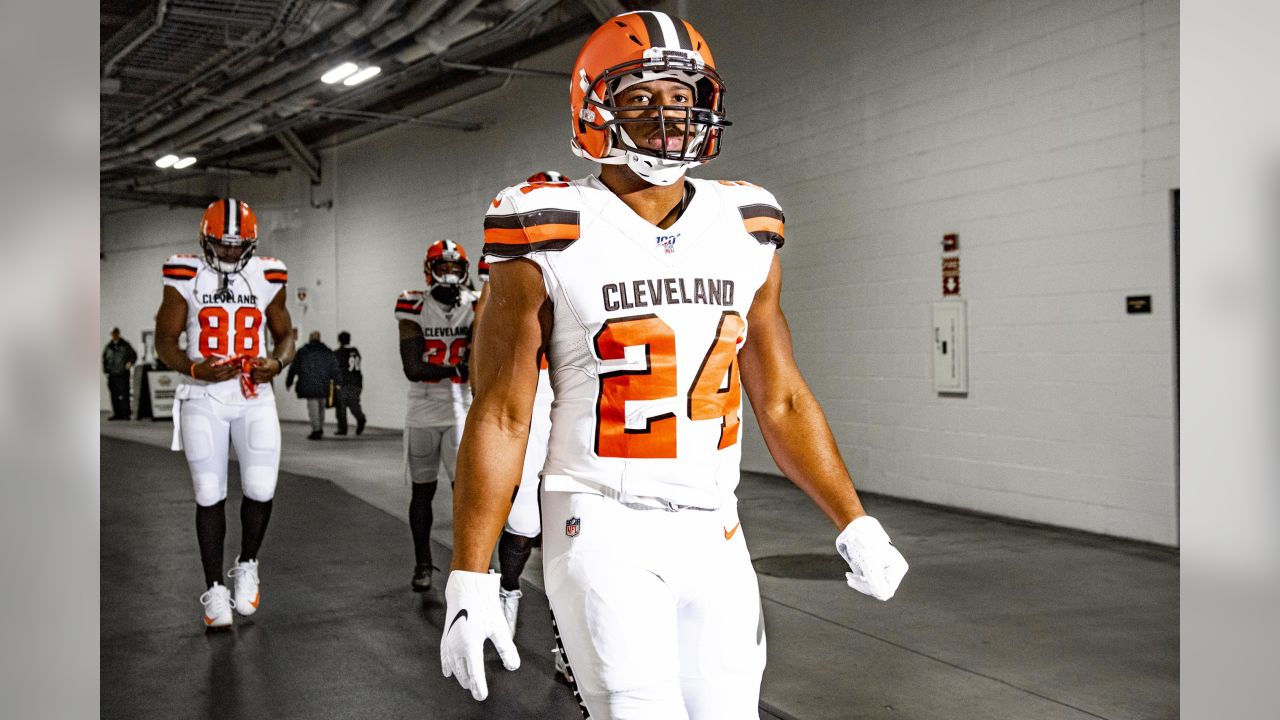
[594,311,746,458]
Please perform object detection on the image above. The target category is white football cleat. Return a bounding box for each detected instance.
[228,557,260,616]
[200,582,235,628]
[499,587,522,637]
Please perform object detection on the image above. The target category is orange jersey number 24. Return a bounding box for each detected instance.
[593,311,745,459]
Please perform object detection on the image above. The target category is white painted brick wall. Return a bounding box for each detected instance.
[100,0,1178,544]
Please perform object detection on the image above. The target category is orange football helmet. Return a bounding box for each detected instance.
[199,198,258,274]
[570,11,728,185]
[424,239,469,286]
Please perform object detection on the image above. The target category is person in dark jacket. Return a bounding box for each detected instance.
[333,331,367,436]
[102,328,138,420]
[285,331,341,439]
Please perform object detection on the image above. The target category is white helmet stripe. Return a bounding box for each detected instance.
[226,198,238,236]
[650,11,682,49]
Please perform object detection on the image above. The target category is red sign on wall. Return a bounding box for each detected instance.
[942,257,960,296]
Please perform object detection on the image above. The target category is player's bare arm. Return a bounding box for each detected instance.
[250,289,295,383]
[154,286,238,382]
[451,259,549,572]
[739,255,867,529]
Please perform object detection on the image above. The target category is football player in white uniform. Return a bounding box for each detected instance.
[154,198,295,629]
[396,240,480,592]
[442,11,910,717]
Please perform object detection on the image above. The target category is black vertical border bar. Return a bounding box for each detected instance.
[1171,187,1180,545]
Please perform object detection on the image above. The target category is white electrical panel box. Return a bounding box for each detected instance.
[932,300,968,394]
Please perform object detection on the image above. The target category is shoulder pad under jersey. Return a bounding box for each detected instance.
[162,254,200,282]
[483,181,581,258]
[395,289,425,317]
[253,255,289,284]
[715,180,786,248]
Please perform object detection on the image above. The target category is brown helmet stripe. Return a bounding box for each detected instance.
[671,16,693,52]
[635,11,664,47]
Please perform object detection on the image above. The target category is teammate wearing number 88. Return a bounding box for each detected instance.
[396,239,480,592]
[443,10,909,718]
[154,197,296,629]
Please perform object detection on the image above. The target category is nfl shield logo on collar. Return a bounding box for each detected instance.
[565,517,581,538]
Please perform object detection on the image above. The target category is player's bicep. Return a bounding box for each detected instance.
[155,286,188,342]
[471,259,548,418]
[265,287,292,342]
[398,318,422,340]
[740,256,804,412]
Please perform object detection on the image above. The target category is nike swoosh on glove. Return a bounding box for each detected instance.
[440,570,521,701]
[835,516,908,601]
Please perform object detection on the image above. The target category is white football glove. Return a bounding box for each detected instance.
[440,570,521,701]
[836,516,908,601]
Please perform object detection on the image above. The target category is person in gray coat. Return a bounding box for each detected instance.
[285,331,341,439]
[102,328,137,420]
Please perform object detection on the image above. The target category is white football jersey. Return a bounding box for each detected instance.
[484,175,784,508]
[395,287,479,428]
[162,253,287,405]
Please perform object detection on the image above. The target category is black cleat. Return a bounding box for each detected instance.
[411,564,432,592]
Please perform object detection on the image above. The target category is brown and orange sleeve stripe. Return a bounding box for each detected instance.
[483,208,580,258]
[395,293,423,315]
[163,263,198,280]
[738,204,785,248]
[264,268,288,284]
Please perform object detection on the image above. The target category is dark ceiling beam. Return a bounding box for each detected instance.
[101,188,216,208]
[275,128,322,184]
[437,60,571,80]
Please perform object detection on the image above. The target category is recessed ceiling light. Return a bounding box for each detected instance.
[173,156,197,169]
[155,154,179,168]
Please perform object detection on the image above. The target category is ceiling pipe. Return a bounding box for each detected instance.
[105,0,350,143]
[111,0,399,157]
[275,129,323,184]
[102,0,169,78]
[394,0,489,64]
[368,0,449,49]
[164,0,496,154]
[438,60,570,79]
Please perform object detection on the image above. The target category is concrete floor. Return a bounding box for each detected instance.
[101,416,1177,720]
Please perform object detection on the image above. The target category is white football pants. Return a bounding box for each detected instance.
[179,395,281,507]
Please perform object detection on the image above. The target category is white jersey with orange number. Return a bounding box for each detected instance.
[483,175,783,509]
[395,287,478,428]
[162,254,287,405]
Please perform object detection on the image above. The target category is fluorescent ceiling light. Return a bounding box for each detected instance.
[343,66,381,86]
[155,154,179,168]
[321,62,358,84]
[173,156,198,169]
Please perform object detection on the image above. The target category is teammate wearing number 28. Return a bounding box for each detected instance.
[442,10,910,718]
[395,239,479,592]
[154,198,296,629]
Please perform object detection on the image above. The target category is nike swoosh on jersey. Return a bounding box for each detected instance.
[448,609,469,633]
[724,522,741,540]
